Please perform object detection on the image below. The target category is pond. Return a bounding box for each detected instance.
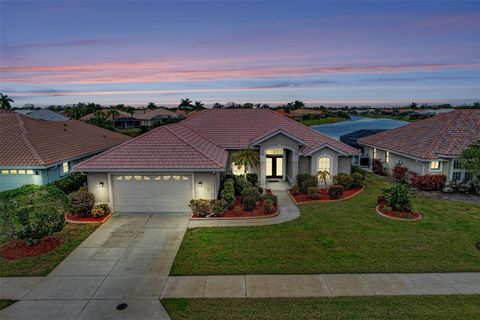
[312,116,409,140]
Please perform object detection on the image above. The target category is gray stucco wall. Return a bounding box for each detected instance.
[87,173,110,204]
[0,172,44,192]
[298,156,310,175]
[286,149,294,184]
[259,133,300,156]
[338,157,352,174]
[194,172,218,200]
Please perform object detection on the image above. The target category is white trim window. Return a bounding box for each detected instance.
[373,147,377,159]
[317,156,332,181]
[385,151,389,163]
[430,161,440,171]
[62,162,69,174]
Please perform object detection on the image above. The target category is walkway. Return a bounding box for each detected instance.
[161,273,480,298]
[188,190,300,228]
[1,213,190,320]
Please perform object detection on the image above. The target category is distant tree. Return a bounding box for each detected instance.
[108,109,120,121]
[409,102,418,109]
[87,111,114,130]
[242,103,254,108]
[212,102,224,109]
[194,101,205,111]
[0,93,14,110]
[178,98,194,111]
[147,102,157,110]
[460,142,480,194]
[260,103,270,108]
[291,100,305,110]
[225,102,241,108]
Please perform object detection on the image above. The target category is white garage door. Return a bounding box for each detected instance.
[112,174,192,213]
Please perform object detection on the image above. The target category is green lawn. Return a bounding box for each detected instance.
[114,127,143,137]
[162,296,480,320]
[300,117,348,126]
[171,174,480,275]
[0,223,98,277]
[0,300,16,310]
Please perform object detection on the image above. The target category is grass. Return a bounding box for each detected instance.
[114,127,143,137]
[0,300,16,310]
[171,174,480,275]
[162,295,480,320]
[300,117,348,126]
[0,223,98,277]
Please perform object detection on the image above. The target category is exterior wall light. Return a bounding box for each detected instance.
[198,181,203,187]
[34,171,39,175]
[99,181,104,188]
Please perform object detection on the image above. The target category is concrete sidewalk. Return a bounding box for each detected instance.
[161,273,480,298]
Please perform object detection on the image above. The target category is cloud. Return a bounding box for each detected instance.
[3,39,124,49]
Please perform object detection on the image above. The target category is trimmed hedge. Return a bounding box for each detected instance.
[52,172,87,194]
[307,187,320,199]
[262,193,278,205]
[242,186,261,202]
[410,173,446,191]
[328,184,344,199]
[297,174,318,193]
[68,188,95,217]
[333,173,353,190]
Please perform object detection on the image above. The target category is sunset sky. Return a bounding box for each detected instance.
[1,1,479,107]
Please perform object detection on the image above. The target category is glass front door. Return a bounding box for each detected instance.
[266,156,283,178]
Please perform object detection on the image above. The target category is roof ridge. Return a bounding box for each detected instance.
[16,114,46,165]
[164,124,226,168]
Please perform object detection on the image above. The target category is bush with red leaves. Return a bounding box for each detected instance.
[372,159,386,176]
[392,165,409,183]
[410,173,446,191]
[377,195,388,205]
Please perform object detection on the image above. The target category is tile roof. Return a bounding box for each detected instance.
[358,109,480,160]
[79,110,133,121]
[0,111,131,167]
[134,108,183,120]
[75,108,359,171]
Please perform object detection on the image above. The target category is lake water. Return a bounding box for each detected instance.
[312,116,409,140]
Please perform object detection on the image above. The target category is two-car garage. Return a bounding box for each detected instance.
[111,174,193,213]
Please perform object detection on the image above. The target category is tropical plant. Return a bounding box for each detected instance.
[87,111,114,130]
[231,149,260,177]
[194,101,205,111]
[108,108,120,121]
[147,102,157,110]
[297,174,318,193]
[392,165,409,183]
[328,184,344,199]
[68,188,95,217]
[246,173,258,186]
[51,172,87,194]
[263,199,274,214]
[290,184,300,195]
[384,183,412,211]
[243,196,257,211]
[0,93,14,110]
[212,102,224,109]
[242,186,261,202]
[372,159,386,176]
[292,100,305,110]
[351,172,365,188]
[333,173,353,190]
[262,193,278,205]
[179,98,194,111]
[307,187,320,199]
[317,170,331,190]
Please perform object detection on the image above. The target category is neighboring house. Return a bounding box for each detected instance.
[358,109,480,183]
[288,108,324,120]
[134,108,185,127]
[75,108,359,213]
[0,111,131,192]
[15,109,69,121]
[80,110,139,128]
[340,129,386,153]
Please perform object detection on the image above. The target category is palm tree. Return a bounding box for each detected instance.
[292,100,305,110]
[212,102,224,109]
[0,93,14,110]
[179,98,194,111]
[194,101,205,111]
[108,108,120,121]
[147,102,157,110]
[317,170,331,190]
[231,149,260,177]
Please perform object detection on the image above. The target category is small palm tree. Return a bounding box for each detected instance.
[194,101,205,111]
[317,170,331,190]
[179,98,194,111]
[0,93,14,110]
[231,149,260,176]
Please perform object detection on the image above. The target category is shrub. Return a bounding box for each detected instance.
[262,193,278,205]
[243,196,257,211]
[220,179,236,208]
[210,200,228,217]
[189,199,211,217]
[372,159,386,176]
[377,195,388,205]
[0,185,67,245]
[351,165,367,176]
[392,165,409,183]
[246,173,258,186]
[384,183,412,211]
[68,188,95,216]
[328,184,344,199]
[263,199,274,214]
[307,187,320,199]
[234,175,252,195]
[242,186,261,202]
[52,172,87,194]
[92,204,111,218]
[351,172,365,188]
[297,174,318,193]
[296,174,310,191]
[290,184,300,195]
[333,173,353,190]
[410,173,446,191]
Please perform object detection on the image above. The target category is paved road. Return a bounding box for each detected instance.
[1,213,190,320]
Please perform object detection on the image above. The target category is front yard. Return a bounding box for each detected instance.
[171,174,480,275]
[0,223,98,277]
[162,295,480,320]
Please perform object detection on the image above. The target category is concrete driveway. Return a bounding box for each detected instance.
[1,213,190,320]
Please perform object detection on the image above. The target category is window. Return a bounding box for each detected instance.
[373,148,377,159]
[266,148,283,155]
[430,161,440,171]
[18,170,26,174]
[115,176,123,181]
[318,156,331,180]
[385,151,389,163]
[452,172,462,181]
[144,176,151,181]
[232,162,246,176]
[173,175,181,181]
[134,175,142,181]
[154,176,162,181]
[124,175,132,181]
[10,170,17,175]
[26,169,34,174]
[163,175,171,180]
[453,160,462,170]
[1,170,8,175]
[182,176,190,181]
[62,162,69,174]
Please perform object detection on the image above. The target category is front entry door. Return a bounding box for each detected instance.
[266,156,283,179]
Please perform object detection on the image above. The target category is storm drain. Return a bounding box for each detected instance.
[116,303,128,311]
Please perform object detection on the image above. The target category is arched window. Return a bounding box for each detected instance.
[318,156,331,180]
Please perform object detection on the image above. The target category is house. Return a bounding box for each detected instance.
[75,108,360,213]
[0,111,131,192]
[358,109,480,183]
[340,129,386,152]
[134,108,185,127]
[80,110,139,128]
[15,109,69,121]
[288,108,324,120]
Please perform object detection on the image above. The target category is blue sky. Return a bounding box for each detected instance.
[1,1,479,107]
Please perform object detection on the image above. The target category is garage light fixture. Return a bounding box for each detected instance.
[99,181,104,188]
[198,181,203,187]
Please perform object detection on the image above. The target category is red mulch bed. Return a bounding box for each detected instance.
[377,204,421,220]
[0,236,64,260]
[66,213,111,223]
[291,187,363,203]
[195,196,278,219]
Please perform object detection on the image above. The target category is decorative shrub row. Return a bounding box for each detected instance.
[51,172,87,194]
[328,184,344,199]
[372,159,386,176]
[410,172,446,191]
[296,174,318,193]
[189,199,228,217]
[333,173,365,190]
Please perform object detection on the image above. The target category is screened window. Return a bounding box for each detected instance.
[318,157,331,179]
[430,161,440,171]
[116,176,123,181]
[452,172,462,181]
[182,176,190,181]
[18,170,26,174]
[134,175,142,181]
[173,175,181,181]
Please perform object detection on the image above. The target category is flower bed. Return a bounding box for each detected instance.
[0,236,64,260]
[289,187,364,204]
[191,196,278,220]
[65,212,112,224]
[375,204,422,221]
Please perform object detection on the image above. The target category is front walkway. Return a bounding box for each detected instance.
[188,190,300,228]
[1,213,190,320]
[161,273,480,298]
